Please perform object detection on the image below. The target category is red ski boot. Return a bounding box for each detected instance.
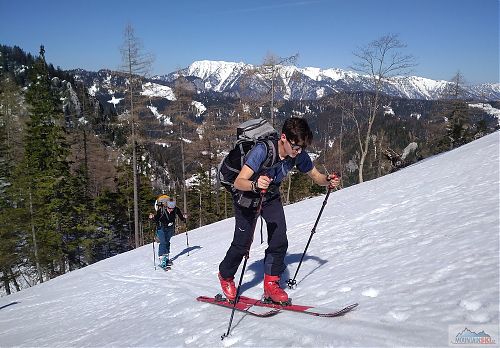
[218,272,236,301]
[263,274,289,304]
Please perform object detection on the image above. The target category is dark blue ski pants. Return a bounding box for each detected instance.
[156,225,174,256]
[219,196,288,278]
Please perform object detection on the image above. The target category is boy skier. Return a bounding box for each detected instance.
[218,117,340,303]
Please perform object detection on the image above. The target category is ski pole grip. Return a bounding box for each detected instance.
[254,174,271,194]
[262,174,273,194]
[327,171,341,181]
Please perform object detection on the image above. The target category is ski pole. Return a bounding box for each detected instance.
[287,174,338,289]
[222,190,266,340]
[151,221,157,270]
[259,216,264,244]
[153,241,156,270]
[183,212,189,256]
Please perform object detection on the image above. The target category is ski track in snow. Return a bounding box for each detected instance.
[0,132,498,347]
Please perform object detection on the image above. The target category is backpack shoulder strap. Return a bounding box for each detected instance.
[260,138,279,168]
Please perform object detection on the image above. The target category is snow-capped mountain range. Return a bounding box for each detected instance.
[72,60,499,104]
[153,60,500,101]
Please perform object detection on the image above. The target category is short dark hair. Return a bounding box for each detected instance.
[282,117,313,146]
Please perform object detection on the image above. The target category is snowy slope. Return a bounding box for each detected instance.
[0,133,498,347]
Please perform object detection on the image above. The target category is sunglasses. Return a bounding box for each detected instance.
[286,138,306,151]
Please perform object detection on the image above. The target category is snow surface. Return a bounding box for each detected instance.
[0,133,499,347]
[107,95,122,106]
[147,105,173,126]
[469,103,500,122]
[302,66,357,82]
[88,83,98,97]
[187,60,250,92]
[191,101,207,117]
[141,82,176,101]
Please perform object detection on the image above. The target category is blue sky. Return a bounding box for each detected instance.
[1,0,498,84]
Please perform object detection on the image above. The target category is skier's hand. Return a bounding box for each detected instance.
[254,175,272,192]
[326,172,341,190]
[149,213,154,219]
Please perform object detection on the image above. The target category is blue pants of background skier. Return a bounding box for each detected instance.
[219,195,288,279]
[156,225,174,256]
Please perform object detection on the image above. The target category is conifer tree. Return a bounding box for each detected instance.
[0,74,26,293]
[441,72,472,149]
[19,46,73,281]
[0,97,21,294]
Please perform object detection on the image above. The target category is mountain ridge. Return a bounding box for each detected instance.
[150,59,500,101]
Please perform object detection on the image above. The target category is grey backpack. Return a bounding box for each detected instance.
[217,118,279,192]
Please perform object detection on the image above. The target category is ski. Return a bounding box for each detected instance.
[197,295,280,317]
[237,295,358,317]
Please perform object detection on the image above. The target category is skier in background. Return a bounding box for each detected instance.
[150,196,186,269]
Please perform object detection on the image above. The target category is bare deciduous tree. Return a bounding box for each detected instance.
[119,23,154,248]
[350,34,416,183]
[261,53,299,127]
[241,52,299,127]
[169,78,197,218]
[441,71,468,100]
